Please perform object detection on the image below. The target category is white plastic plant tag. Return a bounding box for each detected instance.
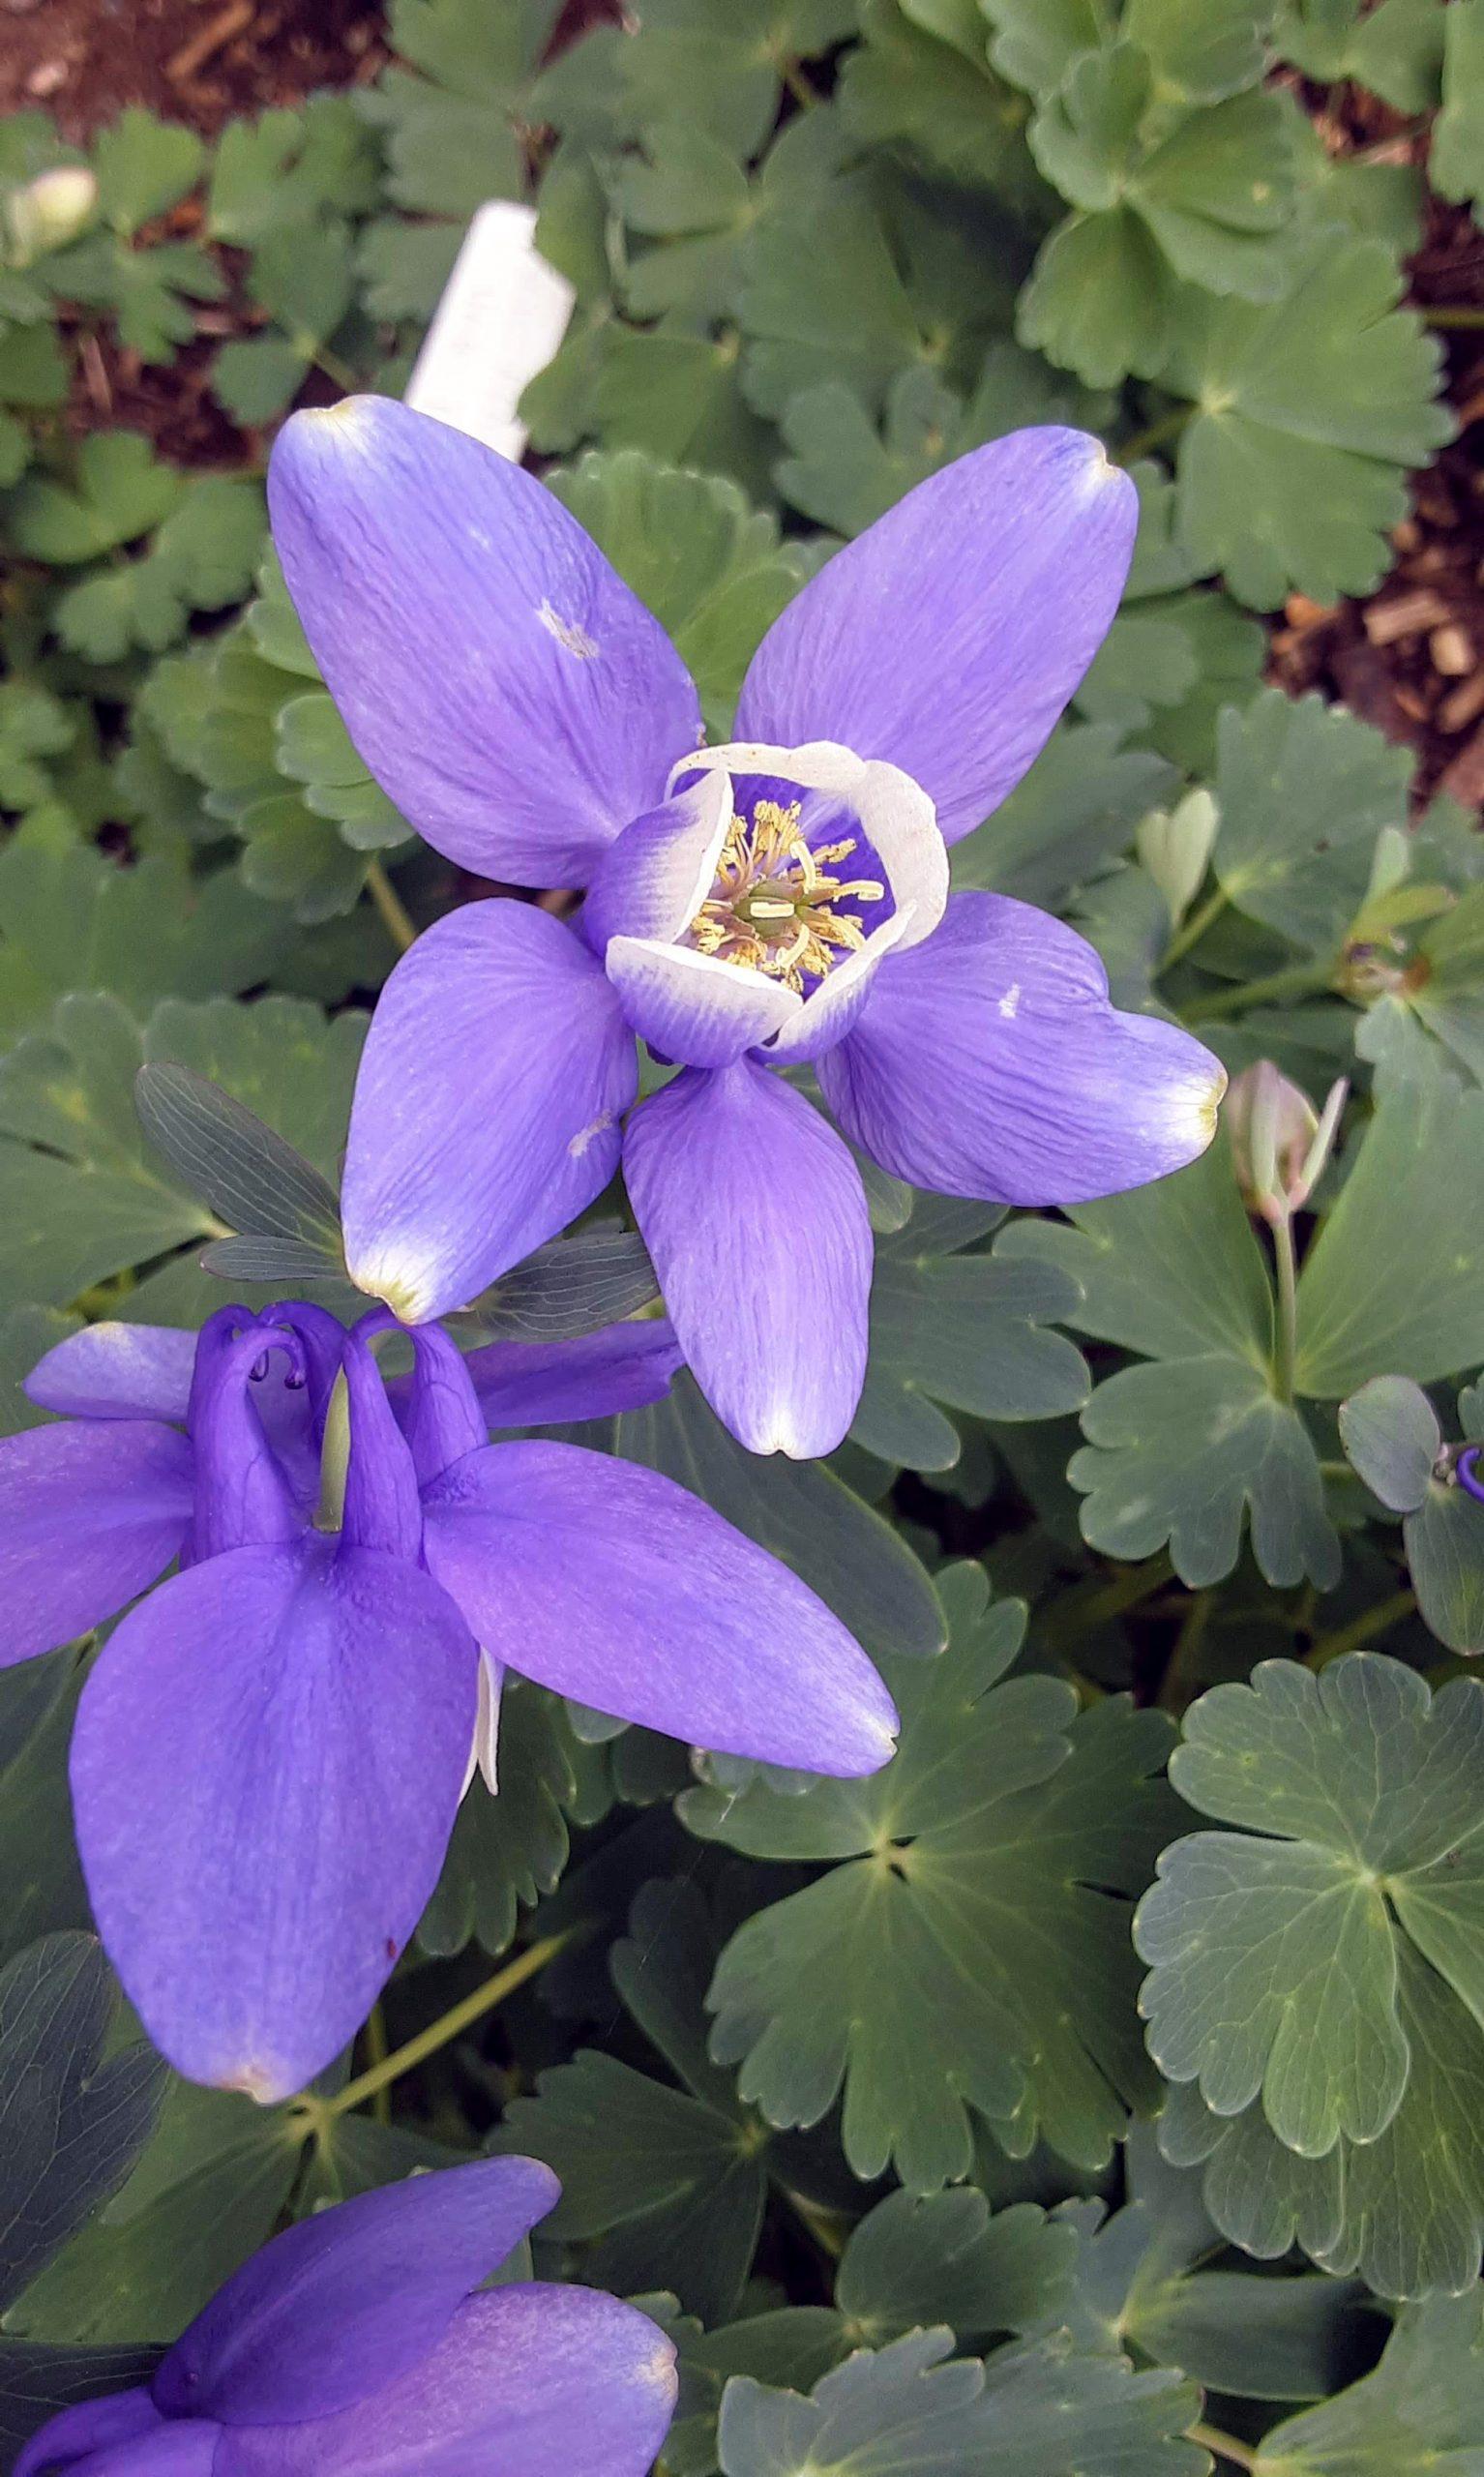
[404,198,575,464]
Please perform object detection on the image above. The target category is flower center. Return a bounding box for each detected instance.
[685,798,885,995]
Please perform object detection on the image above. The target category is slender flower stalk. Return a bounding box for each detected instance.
[269,402,1227,1459]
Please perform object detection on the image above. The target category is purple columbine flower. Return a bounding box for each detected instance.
[1,1305,895,2098]
[17,2155,677,2477]
[268,400,1226,1458]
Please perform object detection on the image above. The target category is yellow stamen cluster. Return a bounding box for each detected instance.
[687,799,885,995]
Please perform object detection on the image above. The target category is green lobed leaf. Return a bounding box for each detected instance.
[851,1195,1090,1473]
[687,1564,1178,2188]
[717,2325,1204,2477]
[1165,237,1453,609]
[1139,1655,1484,2171]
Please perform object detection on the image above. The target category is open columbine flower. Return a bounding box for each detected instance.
[269,401,1227,1457]
[1,1305,895,2097]
[18,2157,677,2477]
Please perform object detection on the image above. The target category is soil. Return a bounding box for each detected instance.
[0,0,385,143]
[1263,79,1484,813]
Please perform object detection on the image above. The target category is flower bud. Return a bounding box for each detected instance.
[1227,1061,1347,1224]
[1137,788,1218,928]
[6,164,97,267]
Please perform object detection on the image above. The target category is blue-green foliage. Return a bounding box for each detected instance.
[2,0,1483,2468]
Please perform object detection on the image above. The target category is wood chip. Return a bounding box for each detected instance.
[166,0,253,86]
[1439,721,1484,810]
[1440,671,1484,734]
[1432,625,1475,675]
[1364,588,1451,644]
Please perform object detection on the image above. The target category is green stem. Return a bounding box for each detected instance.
[364,2002,392,2126]
[780,55,821,107]
[1082,1552,1174,1626]
[786,2187,846,2263]
[326,1931,576,2119]
[1304,1589,1416,1672]
[1422,307,1484,330]
[365,860,418,955]
[1183,957,1337,1025]
[312,344,360,391]
[1159,1589,1212,1714]
[1270,1212,1298,1407]
[1189,2424,1260,2473]
[1117,403,1193,465]
[1161,885,1230,971]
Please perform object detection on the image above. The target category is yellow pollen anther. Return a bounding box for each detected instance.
[686,799,885,994]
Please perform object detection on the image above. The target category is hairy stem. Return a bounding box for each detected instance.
[1271,1213,1298,1407]
[1117,403,1193,465]
[1183,957,1336,1025]
[1305,1589,1416,1672]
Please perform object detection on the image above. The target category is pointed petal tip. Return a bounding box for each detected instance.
[345,1249,452,1330]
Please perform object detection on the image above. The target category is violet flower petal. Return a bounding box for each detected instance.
[213,2285,677,2477]
[604,938,802,1067]
[342,902,637,1328]
[735,428,1138,846]
[579,772,732,954]
[268,398,699,888]
[186,1313,305,1561]
[72,1536,478,2100]
[0,1420,193,1669]
[622,1059,872,1457]
[27,2419,220,2476]
[24,1323,196,1423]
[13,2387,172,2477]
[421,1439,898,1775]
[155,2158,558,2428]
[371,1314,489,1491]
[817,890,1227,1202]
[460,1321,684,1430]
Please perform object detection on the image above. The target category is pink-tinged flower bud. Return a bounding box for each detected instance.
[1227,1061,1347,1224]
[5,164,96,265]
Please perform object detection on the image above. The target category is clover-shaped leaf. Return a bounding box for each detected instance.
[686,1564,1177,2188]
[1138,1655,1484,2168]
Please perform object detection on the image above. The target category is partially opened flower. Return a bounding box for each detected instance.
[17,2156,677,2477]
[1,1305,895,2097]
[270,400,1227,1456]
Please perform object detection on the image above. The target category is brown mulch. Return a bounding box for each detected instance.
[0,0,386,142]
[1264,76,1484,815]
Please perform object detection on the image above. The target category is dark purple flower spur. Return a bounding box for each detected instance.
[0,1306,895,2098]
[16,2156,677,2476]
[269,399,1227,1457]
